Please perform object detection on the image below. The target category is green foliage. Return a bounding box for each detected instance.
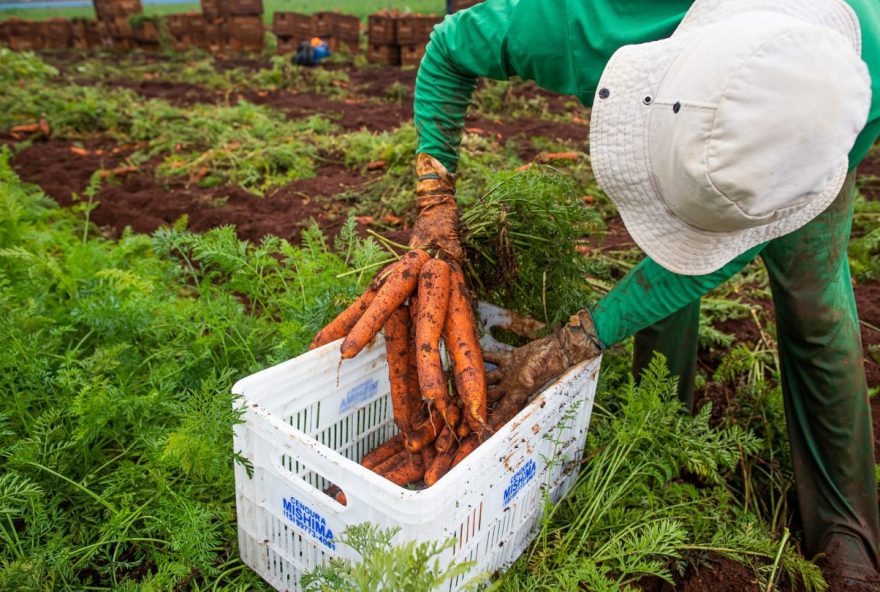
[302,524,490,592]
[460,166,601,326]
[147,101,333,193]
[0,150,383,590]
[0,48,58,85]
[252,55,350,95]
[849,189,880,281]
[496,354,824,592]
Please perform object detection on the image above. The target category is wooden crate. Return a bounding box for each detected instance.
[109,15,133,38]
[7,19,43,51]
[204,18,225,51]
[93,0,142,21]
[334,13,360,41]
[396,14,441,45]
[226,15,263,52]
[276,35,298,54]
[313,11,336,37]
[71,18,103,49]
[133,18,160,45]
[368,12,397,45]
[225,0,262,17]
[367,42,400,65]
[325,36,359,54]
[200,0,225,21]
[0,22,8,48]
[400,42,427,66]
[42,18,74,49]
[272,11,311,41]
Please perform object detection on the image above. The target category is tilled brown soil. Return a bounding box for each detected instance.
[8,138,377,243]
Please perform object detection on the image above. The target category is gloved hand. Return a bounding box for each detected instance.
[409,153,463,260]
[485,310,603,426]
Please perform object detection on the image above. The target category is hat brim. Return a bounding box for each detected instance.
[589,0,858,276]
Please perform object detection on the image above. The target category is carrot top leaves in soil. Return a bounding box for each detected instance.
[0,152,382,590]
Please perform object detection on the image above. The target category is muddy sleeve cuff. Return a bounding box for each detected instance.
[591,243,767,346]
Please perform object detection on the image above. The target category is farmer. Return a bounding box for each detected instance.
[407,0,880,587]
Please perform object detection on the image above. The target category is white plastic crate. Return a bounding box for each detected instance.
[232,303,601,591]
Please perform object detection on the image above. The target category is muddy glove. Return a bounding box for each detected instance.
[484,310,603,427]
[409,153,463,260]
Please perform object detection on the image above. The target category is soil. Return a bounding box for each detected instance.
[638,554,791,592]
[7,137,377,243]
[110,78,224,107]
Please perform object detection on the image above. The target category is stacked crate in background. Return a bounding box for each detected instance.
[272,12,312,54]
[131,17,160,48]
[225,0,264,52]
[367,11,399,65]
[3,18,43,51]
[166,13,202,51]
[71,18,104,49]
[396,14,441,65]
[40,17,74,50]
[93,0,143,49]
[314,11,359,54]
[198,0,225,52]
[367,11,442,66]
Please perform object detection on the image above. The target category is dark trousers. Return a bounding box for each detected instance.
[633,172,879,572]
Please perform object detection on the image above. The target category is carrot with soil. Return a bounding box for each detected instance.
[309,288,377,350]
[341,249,430,359]
[361,433,406,470]
[445,262,491,436]
[384,306,417,435]
[415,258,458,426]
[374,449,426,487]
[425,444,457,486]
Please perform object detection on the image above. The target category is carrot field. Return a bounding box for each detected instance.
[0,39,878,592]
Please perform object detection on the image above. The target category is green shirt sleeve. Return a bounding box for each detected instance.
[591,243,767,347]
[414,0,579,172]
[414,0,690,171]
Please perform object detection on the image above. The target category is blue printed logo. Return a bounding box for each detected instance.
[339,378,379,413]
[503,459,537,506]
[282,495,336,550]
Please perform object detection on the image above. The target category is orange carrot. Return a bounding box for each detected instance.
[324,485,348,506]
[404,409,442,453]
[425,444,457,486]
[451,435,479,468]
[435,424,454,454]
[310,288,377,350]
[361,433,405,470]
[445,262,489,433]
[341,249,430,359]
[384,306,416,435]
[415,258,455,425]
[374,450,425,487]
[456,420,472,439]
[421,444,437,468]
[406,297,426,427]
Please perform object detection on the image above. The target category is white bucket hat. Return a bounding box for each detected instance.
[590,0,872,275]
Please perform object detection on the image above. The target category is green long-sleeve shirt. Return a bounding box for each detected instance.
[414,0,880,346]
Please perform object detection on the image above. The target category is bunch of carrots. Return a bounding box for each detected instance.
[310,249,524,493]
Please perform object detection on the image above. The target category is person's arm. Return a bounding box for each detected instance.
[415,0,579,172]
[591,243,767,347]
